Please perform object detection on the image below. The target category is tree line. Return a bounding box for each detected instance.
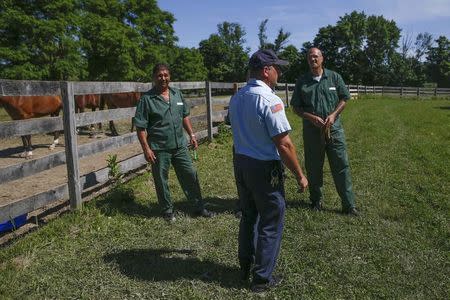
[1,1,448,87]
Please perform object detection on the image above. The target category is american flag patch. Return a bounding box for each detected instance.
[270,103,284,113]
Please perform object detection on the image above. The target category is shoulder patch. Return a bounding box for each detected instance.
[270,103,284,113]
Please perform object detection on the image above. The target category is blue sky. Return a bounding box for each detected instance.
[158,0,450,53]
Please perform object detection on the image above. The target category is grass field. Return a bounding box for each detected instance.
[1,95,449,299]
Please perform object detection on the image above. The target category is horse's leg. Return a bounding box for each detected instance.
[20,135,33,159]
[130,118,135,132]
[49,130,60,150]
[76,106,81,134]
[109,120,119,136]
[93,107,102,131]
[89,107,95,130]
[49,112,60,150]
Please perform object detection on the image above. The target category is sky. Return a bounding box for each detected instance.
[158,0,450,53]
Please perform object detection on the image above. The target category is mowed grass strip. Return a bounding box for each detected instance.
[0,95,449,299]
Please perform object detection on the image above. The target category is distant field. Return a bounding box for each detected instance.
[0,95,449,299]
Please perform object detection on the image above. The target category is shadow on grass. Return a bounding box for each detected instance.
[435,106,450,110]
[285,199,346,215]
[94,185,159,218]
[104,248,241,288]
[94,186,239,218]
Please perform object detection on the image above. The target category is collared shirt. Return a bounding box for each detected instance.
[290,68,350,128]
[229,79,291,161]
[133,86,189,150]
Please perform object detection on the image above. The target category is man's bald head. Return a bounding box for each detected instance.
[307,47,324,75]
[308,47,323,57]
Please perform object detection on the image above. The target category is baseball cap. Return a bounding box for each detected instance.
[248,49,289,68]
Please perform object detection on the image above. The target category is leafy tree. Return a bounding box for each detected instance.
[170,47,207,81]
[334,11,367,83]
[258,19,269,49]
[273,28,291,54]
[123,0,178,80]
[415,32,433,61]
[312,25,340,72]
[0,0,86,80]
[199,22,249,81]
[199,35,230,81]
[427,36,450,87]
[309,11,401,85]
[80,0,177,81]
[389,52,422,86]
[257,19,291,54]
[279,45,306,83]
[364,15,401,85]
[0,0,177,81]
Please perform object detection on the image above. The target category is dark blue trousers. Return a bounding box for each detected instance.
[234,153,286,283]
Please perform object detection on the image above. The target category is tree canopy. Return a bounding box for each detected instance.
[199,22,249,82]
[0,4,448,86]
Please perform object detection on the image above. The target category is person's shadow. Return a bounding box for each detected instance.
[94,185,239,218]
[103,248,241,288]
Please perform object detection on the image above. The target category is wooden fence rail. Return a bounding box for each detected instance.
[0,79,233,224]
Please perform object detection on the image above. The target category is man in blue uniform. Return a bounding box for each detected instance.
[229,49,308,293]
[134,63,215,222]
[290,48,358,215]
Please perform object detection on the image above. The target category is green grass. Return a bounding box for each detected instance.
[1,95,449,299]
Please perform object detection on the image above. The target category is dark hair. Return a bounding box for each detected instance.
[152,63,170,76]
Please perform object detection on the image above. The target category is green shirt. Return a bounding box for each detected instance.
[133,87,190,150]
[290,68,350,127]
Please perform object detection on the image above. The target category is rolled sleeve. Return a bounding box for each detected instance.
[290,78,303,108]
[336,74,351,101]
[180,91,190,117]
[133,96,149,129]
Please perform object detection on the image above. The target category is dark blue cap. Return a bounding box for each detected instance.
[248,49,289,68]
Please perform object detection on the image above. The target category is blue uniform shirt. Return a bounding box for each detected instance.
[229,79,291,161]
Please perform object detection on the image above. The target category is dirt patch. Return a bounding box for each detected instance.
[0,119,142,203]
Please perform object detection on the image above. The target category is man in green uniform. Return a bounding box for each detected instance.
[134,63,215,222]
[290,48,358,215]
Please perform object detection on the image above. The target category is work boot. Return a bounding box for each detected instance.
[250,275,283,293]
[343,207,359,216]
[310,201,322,211]
[163,212,176,223]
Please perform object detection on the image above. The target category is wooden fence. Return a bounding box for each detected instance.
[0,80,238,225]
[279,83,450,100]
[346,85,450,97]
[1,79,449,226]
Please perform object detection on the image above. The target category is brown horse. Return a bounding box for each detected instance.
[0,95,62,159]
[75,94,102,132]
[100,92,141,136]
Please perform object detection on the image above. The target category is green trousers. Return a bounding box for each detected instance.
[303,124,356,210]
[151,147,204,214]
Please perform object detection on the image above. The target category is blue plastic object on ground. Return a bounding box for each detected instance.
[0,214,27,233]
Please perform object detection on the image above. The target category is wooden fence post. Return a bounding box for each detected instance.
[285,83,289,107]
[400,87,403,97]
[60,81,82,210]
[364,85,367,94]
[381,86,384,96]
[233,82,238,94]
[417,87,420,97]
[434,88,437,97]
[205,81,213,142]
